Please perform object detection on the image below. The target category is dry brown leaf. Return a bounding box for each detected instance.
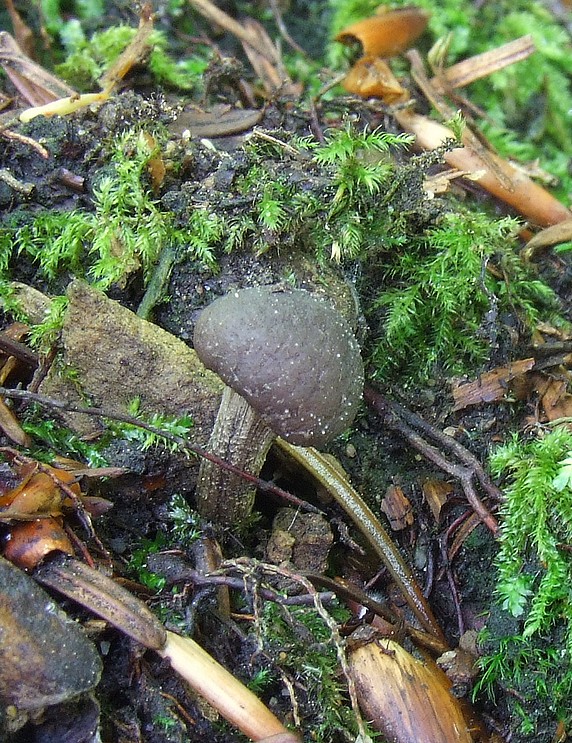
[448,512,484,562]
[3,517,74,570]
[436,643,479,689]
[0,399,31,448]
[452,358,536,411]
[380,484,414,530]
[170,105,263,139]
[422,478,453,523]
[342,55,409,102]
[423,168,484,197]
[0,31,76,106]
[538,376,572,422]
[98,3,154,93]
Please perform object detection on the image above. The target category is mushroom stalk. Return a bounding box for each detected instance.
[196,386,276,523]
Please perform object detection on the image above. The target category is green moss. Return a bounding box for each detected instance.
[474,428,572,736]
[476,630,572,738]
[55,24,210,92]
[365,208,561,380]
[258,601,372,741]
[220,123,562,380]
[0,128,218,295]
[229,126,413,259]
[490,428,572,638]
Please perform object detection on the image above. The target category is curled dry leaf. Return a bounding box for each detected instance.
[336,7,430,58]
[342,56,409,102]
[380,484,414,530]
[347,627,474,743]
[0,462,80,517]
[523,218,572,260]
[3,517,74,570]
[421,478,453,524]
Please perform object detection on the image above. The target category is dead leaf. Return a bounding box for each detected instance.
[523,218,572,260]
[452,358,536,411]
[0,399,31,448]
[342,55,409,102]
[422,478,453,523]
[347,626,473,743]
[0,31,76,106]
[380,484,414,530]
[241,18,300,97]
[538,376,572,422]
[0,556,102,710]
[170,105,263,139]
[336,7,430,58]
[3,0,34,59]
[3,517,74,570]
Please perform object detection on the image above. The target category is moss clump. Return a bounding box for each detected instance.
[490,428,572,637]
[56,25,210,92]
[226,126,413,259]
[0,128,218,295]
[365,210,561,381]
[474,428,572,738]
[258,601,368,740]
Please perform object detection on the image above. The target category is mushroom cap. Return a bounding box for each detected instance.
[193,286,364,447]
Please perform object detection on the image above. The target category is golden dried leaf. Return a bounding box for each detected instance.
[3,517,74,570]
[0,464,80,517]
[347,628,473,743]
[336,7,430,58]
[342,55,409,102]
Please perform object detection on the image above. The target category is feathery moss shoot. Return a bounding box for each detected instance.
[475,428,572,736]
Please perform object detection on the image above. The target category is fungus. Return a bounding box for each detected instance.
[193,286,364,524]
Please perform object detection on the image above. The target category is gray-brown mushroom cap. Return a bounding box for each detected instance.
[193,286,364,447]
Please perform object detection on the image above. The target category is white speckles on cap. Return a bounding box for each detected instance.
[193,286,364,447]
